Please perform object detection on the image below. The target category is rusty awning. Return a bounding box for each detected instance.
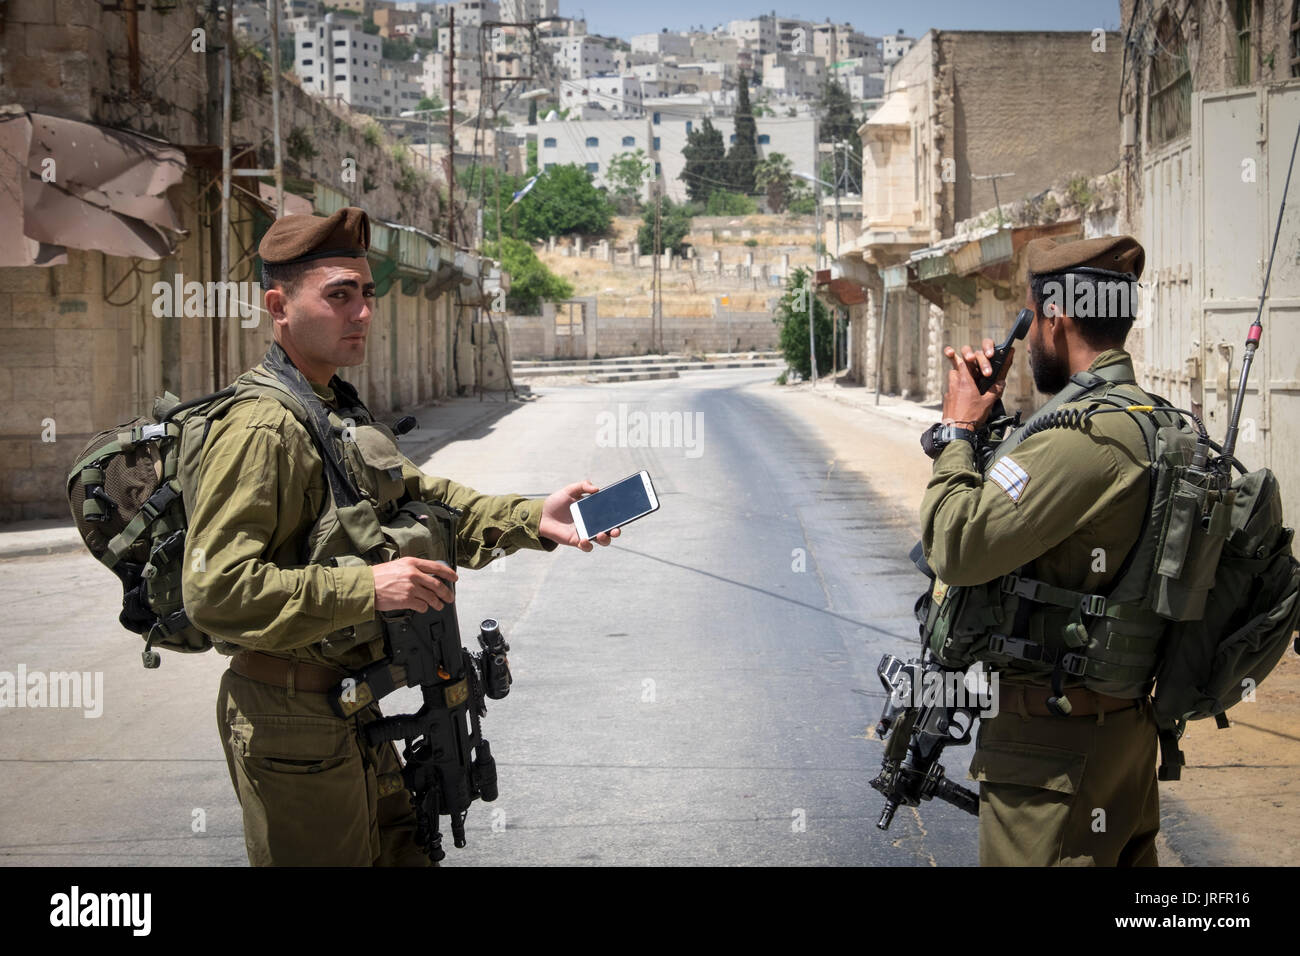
[814,268,867,306]
[0,107,187,267]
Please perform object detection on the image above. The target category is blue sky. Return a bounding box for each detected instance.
[575,1,1124,39]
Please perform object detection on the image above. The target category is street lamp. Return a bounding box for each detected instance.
[400,105,451,174]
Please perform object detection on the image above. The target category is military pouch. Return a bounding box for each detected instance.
[1151,470,1233,621]
[926,580,1006,668]
[1153,468,1300,728]
[343,421,408,506]
[378,500,453,564]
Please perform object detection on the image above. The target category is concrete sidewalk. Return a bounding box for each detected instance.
[0,391,532,560]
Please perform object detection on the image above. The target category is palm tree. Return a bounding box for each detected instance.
[755,153,796,213]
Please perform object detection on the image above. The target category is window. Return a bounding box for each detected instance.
[586,136,599,147]
[1148,12,1191,146]
[758,134,770,144]
[729,134,736,144]
[335,57,345,64]
[653,112,661,124]
[544,163,556,171]
[586,162,600,173]
[655,162,662,176]
[543,137,557,148]
[334,39,345,46]
[1236,0,1253,85]
[653,137,660,150]
[335,74,346,81]
[685,120,693,134]
[301,40,313,47]
[622,136,635,146]
[302,58,313,65]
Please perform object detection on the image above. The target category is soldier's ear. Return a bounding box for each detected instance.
[265,286,288,322]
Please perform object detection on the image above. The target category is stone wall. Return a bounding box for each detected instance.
[508,310,779,359]
[1,0,441,231]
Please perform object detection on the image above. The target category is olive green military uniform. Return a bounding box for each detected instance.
[920,349,1161,867]
[183,379,556,866]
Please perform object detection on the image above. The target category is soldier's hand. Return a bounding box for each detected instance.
[941,337,1012,429]
[372,557,458,612]
[539,480,622,551]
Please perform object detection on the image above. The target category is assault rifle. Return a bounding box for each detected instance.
[331,595,512,863]
[870,652,980,829]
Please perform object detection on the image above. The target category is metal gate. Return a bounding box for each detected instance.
[1140,82,1300,516]
[1195,84,1300,502]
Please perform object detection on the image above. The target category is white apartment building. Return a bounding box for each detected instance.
[776,18,816,54]
[535,113,816,204]
[761,51,823,98]
[830,57,885,100]
[536,118,658,200]
[435,0,499,26]
[812,23,876,64]
[422,49,483,100]
[728,15,776,55]
[542,35,616,79]
[630,31,693,58]
[502,0,558,20]
[881,32,915,64]
[630,62,686,95]
[295,19,386,111]
[560,75,652,117]
[379,63,425,116]
[689,34,741,68]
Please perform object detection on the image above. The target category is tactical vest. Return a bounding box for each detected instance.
[69,350,458,672]
[176,355,457,667]
[918,363,1203,701]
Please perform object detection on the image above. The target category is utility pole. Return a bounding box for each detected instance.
[653,187,662,353]
[447,7,456,243]
[268,0,283,217]
[809,113,819,387]
[219,0,233,384]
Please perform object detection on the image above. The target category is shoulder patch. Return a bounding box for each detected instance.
[988,456,1030,503]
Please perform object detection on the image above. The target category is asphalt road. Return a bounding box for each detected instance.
[0,367,979,866]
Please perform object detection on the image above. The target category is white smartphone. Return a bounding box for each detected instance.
[569,471,659,541]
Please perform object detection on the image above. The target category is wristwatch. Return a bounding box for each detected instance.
[921,422,979,460]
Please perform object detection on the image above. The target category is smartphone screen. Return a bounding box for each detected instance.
[572,472,659,538]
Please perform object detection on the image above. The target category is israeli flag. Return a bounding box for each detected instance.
[511,174,540,205]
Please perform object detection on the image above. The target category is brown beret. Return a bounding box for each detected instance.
[1026,234,1145,280]
[259,207,370,265]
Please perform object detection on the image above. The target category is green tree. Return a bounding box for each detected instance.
[819,79,862,193]
[775,267,833,380]
[704,190,756,215]
[680,117,726,204]
[480,163,613,243]
[415,95,443,113]
[755,152,795,213]
[484,238,574,314]
[606,148,651,214]
[383,37,416,60]
[727,70,758,194]
[638,197,694,257]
